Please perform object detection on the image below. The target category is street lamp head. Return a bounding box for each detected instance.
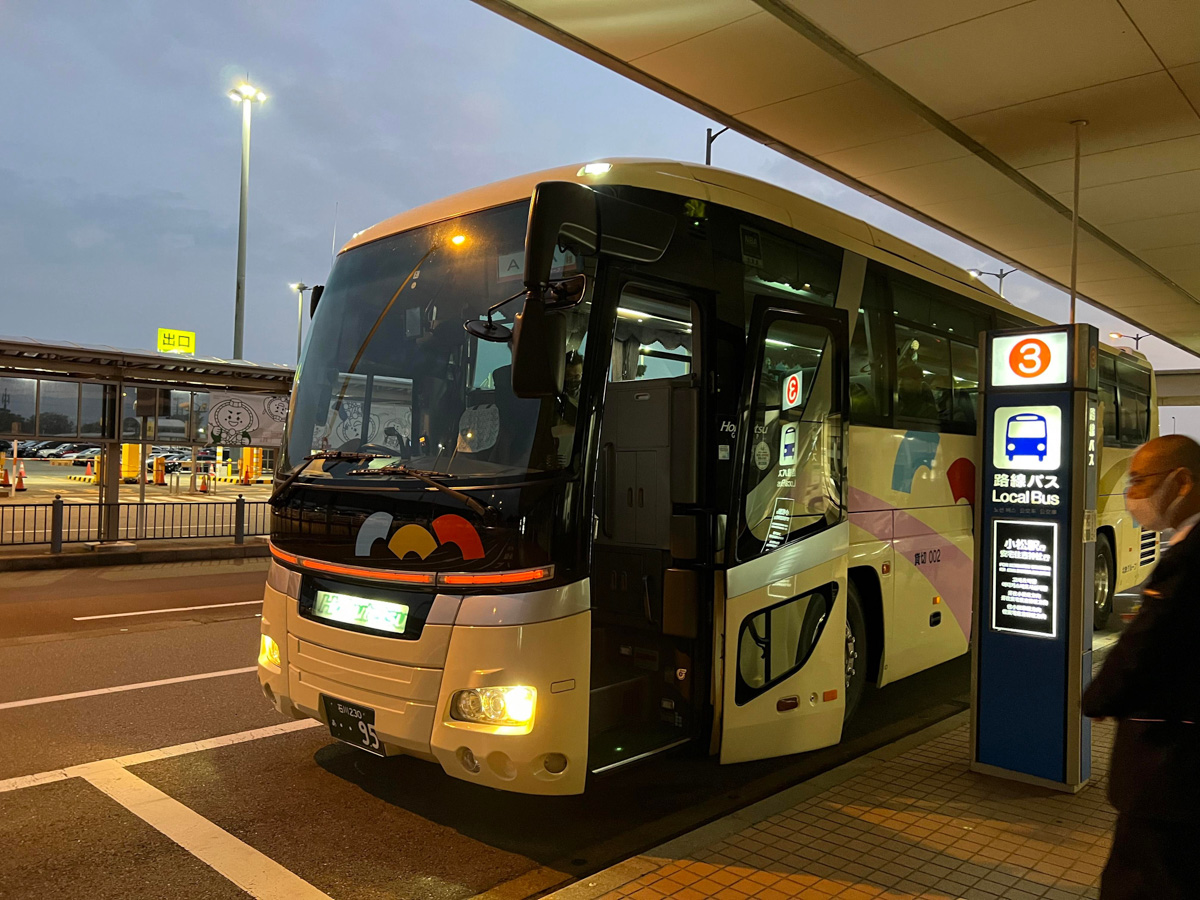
[289,282,308,292]
[228,83,266,103]
[1109,332,1123,340]
[968,269,981,278]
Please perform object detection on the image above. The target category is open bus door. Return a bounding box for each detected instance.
[721,301,849,763]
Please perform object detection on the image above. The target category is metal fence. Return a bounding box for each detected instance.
[0,498,271,550]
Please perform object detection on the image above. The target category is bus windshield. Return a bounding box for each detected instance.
[282,201,593,480]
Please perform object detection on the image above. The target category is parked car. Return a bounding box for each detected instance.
[35,442,73,458]
[72,448,102,466]
[59,445,99,459]
[196,448,232,462]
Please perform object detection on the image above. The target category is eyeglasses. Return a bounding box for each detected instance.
[1126,468,1179,488]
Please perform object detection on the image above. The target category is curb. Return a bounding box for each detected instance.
[0,542,270,572]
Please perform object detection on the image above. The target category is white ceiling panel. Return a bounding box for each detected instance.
[816,130,971,179]
[1018,134,1200,195]
[866,156,1026,208]
[514,0,757,62]
[739,78,930,156]
[634,12,856,115]
[782,0,1029,55]
[1120,0,1200,67]
[1174,61,1200,109]
[1056,170,1200,225]
[954,72,1200,172]
[859,0,1162,119]
[476,0,1200,354]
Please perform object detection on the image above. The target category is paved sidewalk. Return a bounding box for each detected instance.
[554,715,1113,900]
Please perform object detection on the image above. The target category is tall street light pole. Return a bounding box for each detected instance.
[968,266,1016,299]
[290,282,311,364]
[228,82,266,360]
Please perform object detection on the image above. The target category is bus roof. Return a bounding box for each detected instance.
[340,158,1146,362]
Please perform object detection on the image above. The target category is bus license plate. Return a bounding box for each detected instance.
[321,695,385,757]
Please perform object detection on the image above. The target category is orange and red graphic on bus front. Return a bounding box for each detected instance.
[1008,338,1051,379]
[354,511,484,561]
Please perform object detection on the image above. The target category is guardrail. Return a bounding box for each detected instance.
[0,497,271,551]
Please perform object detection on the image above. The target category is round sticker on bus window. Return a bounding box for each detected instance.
[754,441,771,471]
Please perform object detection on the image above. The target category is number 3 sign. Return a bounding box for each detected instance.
[992,332,1070,387]
[1008,338,1051,378]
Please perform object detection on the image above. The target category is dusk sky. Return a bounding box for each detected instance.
[3,0,1197,401]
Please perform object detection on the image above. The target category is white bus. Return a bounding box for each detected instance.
[258,160,1156,794]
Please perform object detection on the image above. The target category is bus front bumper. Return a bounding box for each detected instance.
[257,579,591,795]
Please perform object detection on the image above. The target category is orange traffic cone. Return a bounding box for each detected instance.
[85,460,93,477]
[14,465,26,492]
[0,466,9,488]
[199,472,209,493]
[18,461,26,479]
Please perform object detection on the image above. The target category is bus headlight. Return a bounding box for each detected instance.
[450,686,536,728]
[258,634,281,670]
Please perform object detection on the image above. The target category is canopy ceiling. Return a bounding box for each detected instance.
[475,0,1200,354]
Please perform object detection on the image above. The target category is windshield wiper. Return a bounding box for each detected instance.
[346,464,495,519]
[269,451,392,508]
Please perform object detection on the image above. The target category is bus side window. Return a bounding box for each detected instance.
[1098,380,1118,446]
[609,292,692,382]
[950,340,978,427]
[895,324,951,425]
[849,311,888,422]
[1117,359,1151,445]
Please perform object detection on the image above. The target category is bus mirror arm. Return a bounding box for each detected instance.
[309,285,324,318]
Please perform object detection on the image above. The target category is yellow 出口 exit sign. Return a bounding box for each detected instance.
[157,328,196,355]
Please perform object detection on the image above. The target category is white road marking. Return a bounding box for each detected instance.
[73,599,263,621]
[0,666,257,711]
[83,765,333,900]
[0,719,323,794]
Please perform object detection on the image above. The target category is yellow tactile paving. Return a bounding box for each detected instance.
[592,722,1114,899]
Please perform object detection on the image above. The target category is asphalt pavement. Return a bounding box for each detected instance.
[0,560,996,900]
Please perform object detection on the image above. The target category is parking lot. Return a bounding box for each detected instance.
[3,459,272,505]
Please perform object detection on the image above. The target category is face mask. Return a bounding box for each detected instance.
[1125,469,1185,532]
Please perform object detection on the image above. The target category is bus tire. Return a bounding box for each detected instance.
[845,581,869,722]
[1094,536,1115,631]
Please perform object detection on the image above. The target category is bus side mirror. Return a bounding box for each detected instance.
[511,299,566,398]
[309,285,324,318]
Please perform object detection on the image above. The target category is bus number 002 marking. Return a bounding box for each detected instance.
[1008,338,1051,379]
[913,549,941,566]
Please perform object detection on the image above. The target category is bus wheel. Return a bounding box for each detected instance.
[844,581,869,722]
[1093,537,1115,630]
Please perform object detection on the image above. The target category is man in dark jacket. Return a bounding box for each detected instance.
[1083,434,1200,900]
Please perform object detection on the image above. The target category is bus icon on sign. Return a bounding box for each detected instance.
[783,371,803,410]
[993,405,1061,471]
[1006,413,1048,461]
[780,424,798,466]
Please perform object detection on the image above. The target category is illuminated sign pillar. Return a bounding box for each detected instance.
[970,324,1099,792]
